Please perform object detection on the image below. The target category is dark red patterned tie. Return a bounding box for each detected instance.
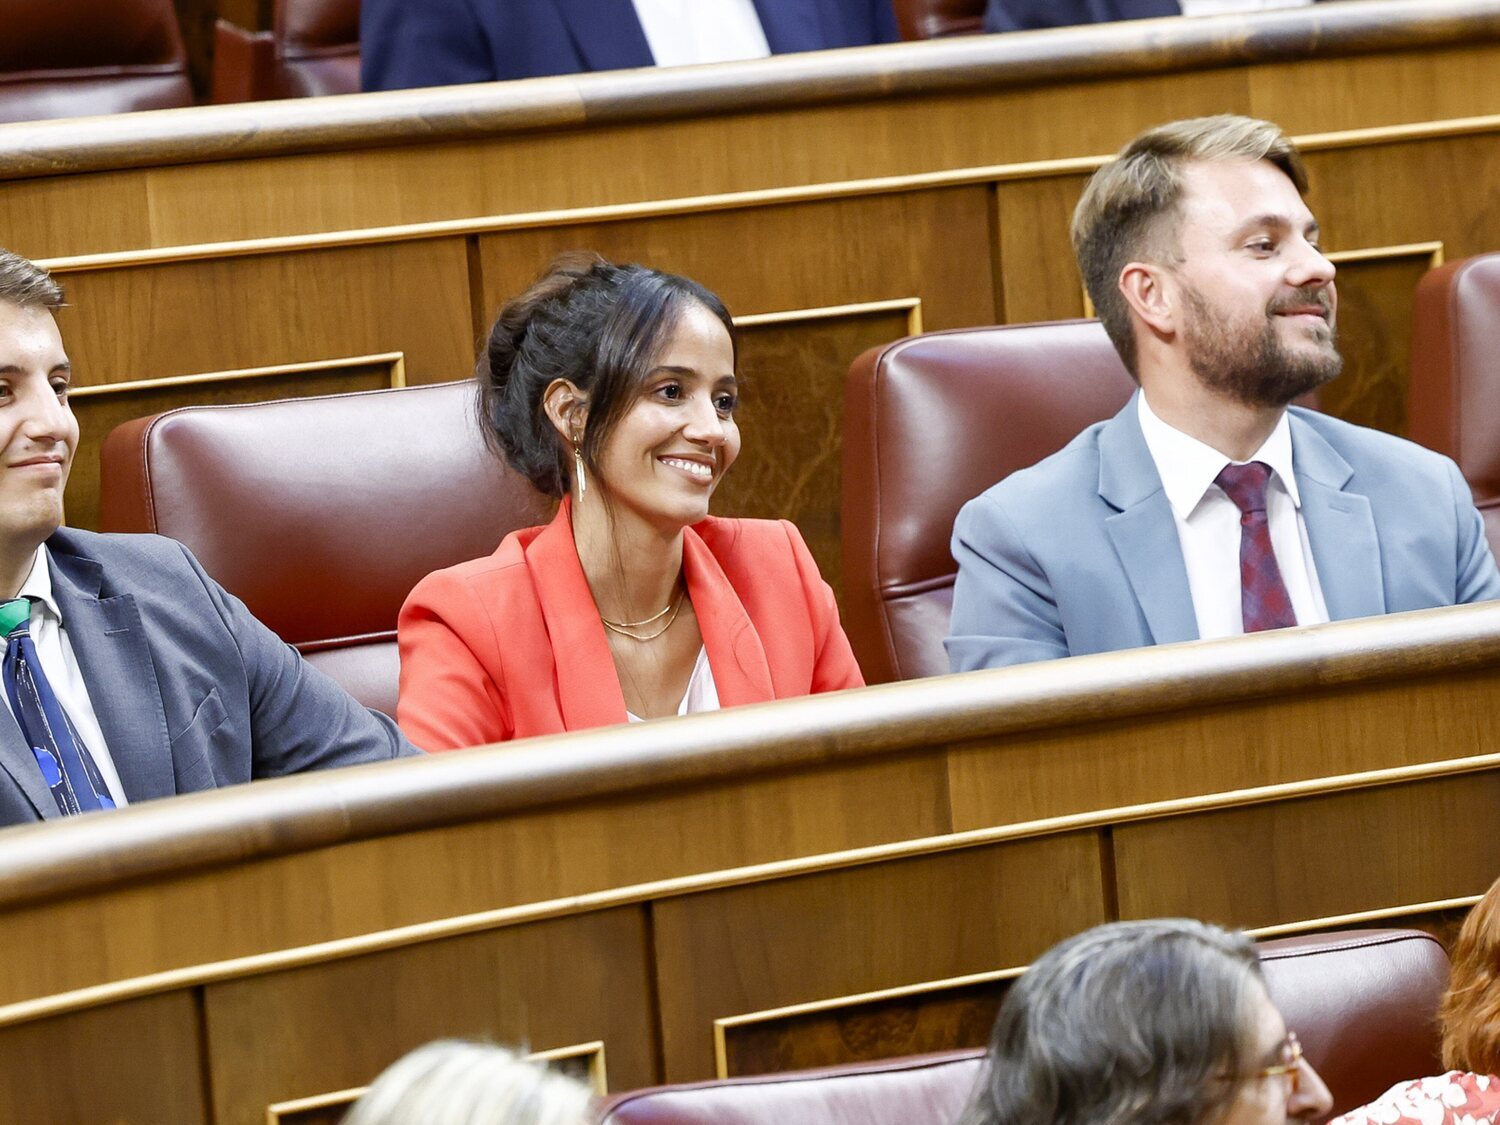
[1215,462,1297,633]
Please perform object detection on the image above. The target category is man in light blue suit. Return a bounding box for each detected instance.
[948,115,1500,671]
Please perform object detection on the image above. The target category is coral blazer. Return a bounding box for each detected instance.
[397,499,864,750]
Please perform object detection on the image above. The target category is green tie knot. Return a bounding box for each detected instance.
[0,598,32,638]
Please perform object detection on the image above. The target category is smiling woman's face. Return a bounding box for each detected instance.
[592,301,739,533]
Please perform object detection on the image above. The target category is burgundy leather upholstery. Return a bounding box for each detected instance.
[0,0,193,123]
[893,0,987,38]
[212,0,360,102]
[841,321,1137,683]
[600,1049,985,1125]
[1409,252,1500,561]
[1260,929,1448,1117]
[598,928,1448,1125]
[98,381,553,715]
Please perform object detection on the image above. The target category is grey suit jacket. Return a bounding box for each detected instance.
[947,396,1500,670]
[0,529,418,828]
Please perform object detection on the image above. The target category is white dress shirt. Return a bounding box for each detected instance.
[1,547,128,806]
[627,645,721,721]
[1178,0,1312,15]
[631,0,771,67]
[1137,394,1329,641]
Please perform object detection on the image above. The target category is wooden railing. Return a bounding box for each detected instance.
[2,603,1499,1121]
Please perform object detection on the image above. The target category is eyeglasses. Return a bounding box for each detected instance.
[1255,1031,1304,1092]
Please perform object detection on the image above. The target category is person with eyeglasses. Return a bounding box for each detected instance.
[958,918,1333,1125]
[1328,874,1500,1125]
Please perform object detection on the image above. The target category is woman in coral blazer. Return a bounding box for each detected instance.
[398,254,863,750]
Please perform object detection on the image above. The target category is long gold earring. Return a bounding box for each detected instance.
[572,441,586,501]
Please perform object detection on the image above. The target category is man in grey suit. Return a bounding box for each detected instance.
[0,248,418,828]
[948,115,1500,671]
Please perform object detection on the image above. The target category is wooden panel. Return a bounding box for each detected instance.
[65,354,401,531]
[947,663,1500,830]
[1307,134,1500,281]
[995,176,1092,326]
[47,240,473,389]
[720,303,918,600]
[1248,43,1500,135]
[1319,245,1441,435]
[1114,772,1500,928]
[0,750,947,1007]
[205,909,653,1125]
[719,975,1010,1078]
[651,832,1107,1080]
[473,188,994,331]
[0,991,206,1124]
[0,172,154,262]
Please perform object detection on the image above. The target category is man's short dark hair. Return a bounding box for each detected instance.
[1072,115,1309,377]
[960,918,1264,1125]
[0,247,64,311]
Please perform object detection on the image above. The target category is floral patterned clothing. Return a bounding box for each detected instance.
[1330,1072,1500,1125]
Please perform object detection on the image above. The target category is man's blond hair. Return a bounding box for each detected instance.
[1071,115,1309,377]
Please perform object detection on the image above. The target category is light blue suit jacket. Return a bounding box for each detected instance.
[947,396,1500,670]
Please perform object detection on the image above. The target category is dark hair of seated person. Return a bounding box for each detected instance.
[959,918,1331,1125]
[477,251,735,500]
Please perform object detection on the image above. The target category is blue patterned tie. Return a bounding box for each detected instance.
[0,597,114,816]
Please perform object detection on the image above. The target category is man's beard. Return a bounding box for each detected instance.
[1182,284,1343,409]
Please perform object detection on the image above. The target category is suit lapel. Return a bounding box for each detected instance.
[48,540,176,803]
[528,501,631,730]
[682,525,773,707]
[550,0,655,70]
[1099,397,1199,646]
[1290,414,1385,621]
[0,694,57,821]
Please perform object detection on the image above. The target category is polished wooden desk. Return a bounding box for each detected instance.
[1,0,1498,589]
[1,604,1499,1122]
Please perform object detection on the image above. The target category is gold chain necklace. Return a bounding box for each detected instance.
[601,589,685,642]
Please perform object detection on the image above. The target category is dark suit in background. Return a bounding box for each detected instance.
[983,0,1321,33]
[362,0,901,92]
[0,530,417,828]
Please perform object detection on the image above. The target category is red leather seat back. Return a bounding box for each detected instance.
[1409,252,1500,560]
[1260,929,1448,1117]
[0,0,193,123]
[599,1049,985,1125]
[841,321,1137,683]
[597,928,1448,1125]
[274,0,360,97]
[98,381,553,715]
[892,0,987,38]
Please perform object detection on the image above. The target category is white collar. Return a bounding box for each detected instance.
[15,545,60,622]
[1137,393,1301,521]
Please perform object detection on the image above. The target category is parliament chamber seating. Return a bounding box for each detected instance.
[97,381,552,715]
[599,928,1449,1124]
[841,321,1137,683]
[0,0,194,123]
[1409,251,1500,562]
[893,0,988,39]
[213,0,361,102]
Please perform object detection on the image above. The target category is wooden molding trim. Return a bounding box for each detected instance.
[3,602,1500,909]
[65,352,408,397]
[1245,895,1482,938]
[736,297,922,336]
[34,116,1500,276]
[0,748,1495,1029]
[2,0,1497,179]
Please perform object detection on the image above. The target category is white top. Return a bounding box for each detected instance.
[631,0,771,67]
[1,547,128,806]
[626,646,721,722]
[1137,394,1329,641]
[1178,0,1312,15]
